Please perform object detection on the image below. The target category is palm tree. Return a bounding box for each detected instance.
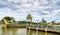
[51,21,55,25]
[41,18,47,25]
[41,18,47,28]
[41,18,46,23]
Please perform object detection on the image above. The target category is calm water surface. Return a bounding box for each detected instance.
[0,28,59,35]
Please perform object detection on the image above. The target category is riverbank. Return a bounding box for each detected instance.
[7,24,26,28]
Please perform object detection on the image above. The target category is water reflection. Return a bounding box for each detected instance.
[45,32,47,35]
[27,30,59,35]
[2,28,17,35]
[1,28,26,35]
[0,28,59,35]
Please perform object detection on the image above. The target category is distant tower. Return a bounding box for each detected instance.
[26,12,32,26]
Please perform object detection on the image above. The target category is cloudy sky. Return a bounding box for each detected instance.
[0,0,60,22]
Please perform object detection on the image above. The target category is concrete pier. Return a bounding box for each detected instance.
[27,25,60,34]
[36,27,38,30]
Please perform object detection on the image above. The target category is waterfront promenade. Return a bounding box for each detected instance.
[26,24,60,34]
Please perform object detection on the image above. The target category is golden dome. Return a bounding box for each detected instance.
[26,12,32,19]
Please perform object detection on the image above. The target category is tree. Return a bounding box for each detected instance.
[41,18,47,28]
[1,16,15,23]
[41,18,46,23]
[11,17,15,22]
[51,21,55,25]
[56,22,60,25]
[41,18,47,25]
[3,16,11,21]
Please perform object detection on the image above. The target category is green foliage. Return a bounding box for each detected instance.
[41,18,47,24]
[1,16,15,23]
[4,16,11,21]
[41,18,46,23]
[56,22,60,25]
[0,21,4,24]
[18,21,26,24]
[51,21,55,25]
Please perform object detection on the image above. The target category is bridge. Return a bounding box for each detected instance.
[26,24,60,34]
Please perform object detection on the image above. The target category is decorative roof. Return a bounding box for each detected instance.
[26,12,32,19]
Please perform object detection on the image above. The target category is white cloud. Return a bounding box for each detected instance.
[0,0,60,22]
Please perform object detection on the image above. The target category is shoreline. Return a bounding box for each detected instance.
[27,27,60,34]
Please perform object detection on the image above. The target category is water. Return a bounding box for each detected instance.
[0,28,59,35]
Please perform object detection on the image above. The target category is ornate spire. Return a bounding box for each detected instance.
[26,12,32,20]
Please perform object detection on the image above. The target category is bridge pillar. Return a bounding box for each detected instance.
[36,27,38,30]
[45,28,48,31]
